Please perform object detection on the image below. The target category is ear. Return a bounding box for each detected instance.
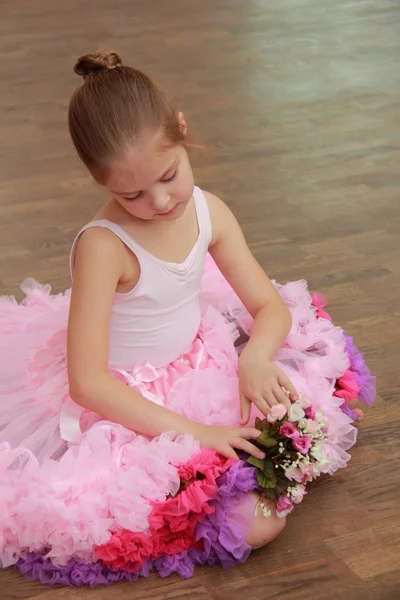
[177,111,188,136]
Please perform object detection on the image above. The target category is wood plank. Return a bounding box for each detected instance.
[1,0,399,598]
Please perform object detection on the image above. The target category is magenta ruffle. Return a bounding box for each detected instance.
[94,449,234,571]
[311,292,376,421]
[154,460,257,578]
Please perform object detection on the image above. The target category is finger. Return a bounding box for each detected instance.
[240,427,263,440]
[240,393,252,425]
[278,373,298,401]
[251,396,272,417]
[263,391,278,408]
[272,384,291,408]
[234,437,266,459]
[222,447,239,461]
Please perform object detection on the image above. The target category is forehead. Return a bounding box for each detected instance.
[103,131,178,193]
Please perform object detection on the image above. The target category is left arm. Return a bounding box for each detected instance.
[206,191,297,423]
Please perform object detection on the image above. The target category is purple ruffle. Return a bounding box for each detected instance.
[15,552,153,587]
[154,551,197,579]
[155,460,258,577]
[345,336,376,406]
[194,459,257,567]
[15,461,258,587]
[340,402,360,422]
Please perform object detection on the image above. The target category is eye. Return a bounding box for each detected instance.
[124,191,143,202]
[122,167,179,201]
[162,169,178,184]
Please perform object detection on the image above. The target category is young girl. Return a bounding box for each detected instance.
[0,50,375,587]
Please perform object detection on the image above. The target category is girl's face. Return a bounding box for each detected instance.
[100,123,195,222]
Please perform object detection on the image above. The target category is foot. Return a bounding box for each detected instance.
[354,407,365,421]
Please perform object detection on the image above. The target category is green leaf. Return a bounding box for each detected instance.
[263,461,278,486]
[264,478,277,489]
[277,473,291,485]
[255,417,263,431]
[262,420,271,433]
[257,472,269,488]
[270,421,281,434]
[247,456,265,470]
[257,472,277,489]
[263,461,275,477]
[276,482,289,495]
[263,488,277,501]
[257,433,278,448]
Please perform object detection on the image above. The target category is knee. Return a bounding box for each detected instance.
[245,492,286,550]
[237,492,287,551]
[247,513,286,550]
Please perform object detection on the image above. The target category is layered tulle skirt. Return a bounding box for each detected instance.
[0,256,376,586]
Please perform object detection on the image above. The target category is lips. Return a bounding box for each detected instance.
[159,204,178,216]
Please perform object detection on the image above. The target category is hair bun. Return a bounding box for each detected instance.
[74,50,122,79]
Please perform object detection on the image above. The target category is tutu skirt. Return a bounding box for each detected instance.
[0,256,376,586]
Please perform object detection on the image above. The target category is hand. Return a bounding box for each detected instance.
[238,344,298,425]
[194,423,266,461]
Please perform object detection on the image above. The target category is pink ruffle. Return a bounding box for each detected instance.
[1,256,359,567]
[0,427,200,567]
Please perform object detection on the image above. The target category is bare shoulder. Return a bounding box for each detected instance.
[76,226,122,257]
[202,189,240,245]
[71,227,133,298]
[203,189,228,212]
[74,226,128,272]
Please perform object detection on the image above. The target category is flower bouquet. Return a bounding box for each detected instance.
[247,394,332,518]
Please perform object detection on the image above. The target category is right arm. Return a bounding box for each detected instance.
[67,229,264,460]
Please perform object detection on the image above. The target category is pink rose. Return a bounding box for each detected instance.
[305,406,316,419]
[279,422,300,440]
[290,485,307,504]
[267,403,288,423]
[299,463,314,483]
[276,495,294,518]
[293,435,312,454]
[283,466,303,482]
[298,394,312,409]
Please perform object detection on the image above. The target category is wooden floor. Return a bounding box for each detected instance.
[1,0,400,598]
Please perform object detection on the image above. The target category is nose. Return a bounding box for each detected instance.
[151,188,170,212]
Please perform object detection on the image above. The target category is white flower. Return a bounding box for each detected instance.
[315,410,327,426]
[254,501,272,518]
[298,418,307,430]
[260,502,272,518]
[287,402,305,422]
[302,418,320,435]
[290,484,307,504]
[310,440,326,462]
